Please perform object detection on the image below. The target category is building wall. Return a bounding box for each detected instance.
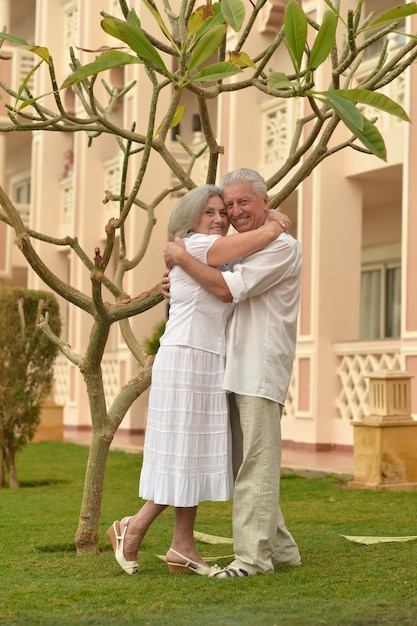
[1,0,416,448]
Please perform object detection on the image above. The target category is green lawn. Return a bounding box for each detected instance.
[1,441,417,625]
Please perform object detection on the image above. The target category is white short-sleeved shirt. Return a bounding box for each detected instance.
[222,233,302,404]
[160,233,234,356]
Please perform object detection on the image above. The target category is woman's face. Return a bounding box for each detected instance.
[195,195,229,236]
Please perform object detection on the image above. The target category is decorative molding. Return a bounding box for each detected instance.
[259,0,287,34]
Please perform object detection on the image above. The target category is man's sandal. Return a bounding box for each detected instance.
[209,566,250,578]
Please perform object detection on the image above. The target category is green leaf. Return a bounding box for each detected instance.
[101,16,125,40]
[16,58,41,94]
[117,21,168,71]
[322,0,339,14]
[229,51,256,69]
[307,10,337,70]
[190,61,241,82]
[101,17,168,73]
[0,32,29,46]
[284,0,307,75]
[268,70,293,91]
[187,6,212,38]
[155,105,186,136]
[30,46,50,62]
[327,89,410,122]
[0,32,50,62]
[191,4,225,42]
[325,92,364,129]
[141,0,175,46]
[61,51,141,89]
[13,90,51,116]
[326,96,386,160]
[126,8,141,30]
[189,23,227,72]
[220,0,245,32]
[363,3,417,31]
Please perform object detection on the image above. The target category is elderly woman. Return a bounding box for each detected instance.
[107,184,284,576]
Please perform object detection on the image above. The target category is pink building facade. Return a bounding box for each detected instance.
[1,0,417,452]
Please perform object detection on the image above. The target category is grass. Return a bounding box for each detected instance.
[1,442,417,626]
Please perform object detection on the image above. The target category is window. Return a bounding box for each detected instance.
[360,260,401,339]
[10,172,31,226]
[11,174,31,204]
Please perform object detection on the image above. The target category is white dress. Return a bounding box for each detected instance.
[139,234,234,507]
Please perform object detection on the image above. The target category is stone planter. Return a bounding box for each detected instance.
[348,370,417,491]
[33,399,64,442]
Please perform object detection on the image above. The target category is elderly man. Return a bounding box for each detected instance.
[164,168,302,577]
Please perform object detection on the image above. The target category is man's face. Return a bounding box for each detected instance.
[222,182,268,233]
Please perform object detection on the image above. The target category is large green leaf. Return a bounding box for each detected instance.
[190,61,241,82]
[363,3,417,31]
[220,0,245,32]
[101,16,125,40]
[188,23,227,72]
[101,17,168,73]
[284,0,307,75]
[116,21,168,71]
[268,70,294,91]
[126,8,141,30]
[326,95,386,160]
[325,92,363,129]
[307,10,337,70]
[327,89,410,122]
[61,51,141,89]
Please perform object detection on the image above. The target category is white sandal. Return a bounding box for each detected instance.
[106,517,139,575]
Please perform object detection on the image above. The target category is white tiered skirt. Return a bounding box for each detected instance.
[139,345,233,507]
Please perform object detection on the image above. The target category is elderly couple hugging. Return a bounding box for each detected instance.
[107,168,302,578]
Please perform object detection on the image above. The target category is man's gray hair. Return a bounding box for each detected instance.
[219,168,267,199]
[168,184,222,239]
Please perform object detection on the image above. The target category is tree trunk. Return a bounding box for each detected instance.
[0,446,5,487]
[5,444,19,488]
[75,430,112,554]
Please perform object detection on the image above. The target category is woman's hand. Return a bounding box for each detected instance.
[161,269,170,300]
[266,210,292,232]
[164,237,186,269]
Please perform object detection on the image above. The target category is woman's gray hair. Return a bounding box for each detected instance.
[220,168,267,199]
[168,184,223,239]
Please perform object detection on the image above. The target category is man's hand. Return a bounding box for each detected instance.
[267,210,292,232]
[164,237,186,269]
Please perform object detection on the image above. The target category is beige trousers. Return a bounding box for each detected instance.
[229,393,300,574]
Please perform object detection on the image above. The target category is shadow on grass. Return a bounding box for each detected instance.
[18,479,70,488]
[35,543,78,553]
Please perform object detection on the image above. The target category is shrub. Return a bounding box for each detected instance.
[143,319,167,355]
[0,288,61,487]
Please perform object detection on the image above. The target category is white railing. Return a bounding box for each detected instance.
[283,340,403,422]
[64,2,79,50]
[103,155,123,199]
[54,357,70,408]
[260,97,301,169]
[333,340,402,421]
[54,352,126,410]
